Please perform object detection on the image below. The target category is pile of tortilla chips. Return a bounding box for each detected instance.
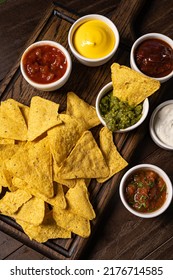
[0,93,127,242]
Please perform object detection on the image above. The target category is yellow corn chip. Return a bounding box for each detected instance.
[66,92,101,129]
[0,99,28,141]
[0,189,32,215]
[12,196,45,226]
[66,180,96,220]
[97,127,128,183]
[0,137,15,144]
[48,114,86,166]
[27,96,62,141]
[111,63,160,106]
[17,211,71,242]
[0,144,20,188]
[5,137,54,198]
[53,206,90,238]
[57,131,109,179]
[8,99,30,127]
[13,177,66,209]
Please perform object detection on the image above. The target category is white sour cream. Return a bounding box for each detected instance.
[155,103,173,147]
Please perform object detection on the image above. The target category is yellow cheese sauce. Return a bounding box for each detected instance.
[73,20,115,59]
[155,103,173,147]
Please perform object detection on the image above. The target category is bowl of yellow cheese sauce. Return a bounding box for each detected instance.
[68,14,120,66]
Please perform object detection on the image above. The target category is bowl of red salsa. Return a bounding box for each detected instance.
[119,164,172,218]
[130,33,173,83]
[20,40,72,91]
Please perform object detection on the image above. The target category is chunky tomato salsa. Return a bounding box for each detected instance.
[23,45,67,84]
[125,169,167,213]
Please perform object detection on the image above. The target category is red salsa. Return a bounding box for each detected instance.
[125,169,167,213]
[23,45,67,84]
[135,38,173,78]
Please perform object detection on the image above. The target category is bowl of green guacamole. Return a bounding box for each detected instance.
[96,82,149,132]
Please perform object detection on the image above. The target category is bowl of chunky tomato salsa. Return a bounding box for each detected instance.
[20,40,72,91]
[119,164,172,218]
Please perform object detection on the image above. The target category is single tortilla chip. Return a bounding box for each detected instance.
[57,131,109,179]
[17,211,71,242]
[5,137,54,198]
[111,63,160,106]
[48,114,86,166]
[97,127,128,183]
[0,189,32,215]
[66,180,96,220]
[13,177,66,209]
[0,99,28,141]
[27,96,62,141]
[10,99,30,127]
[0,144,20,188]
[0,137,15,144]
[53,206,90,238]
[12,196,45,226]
[53,167,78,188]
[66,92,101,129]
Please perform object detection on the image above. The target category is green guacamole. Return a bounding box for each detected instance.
[99,91,143,131]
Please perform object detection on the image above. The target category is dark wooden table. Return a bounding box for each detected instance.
[0,0,173,260]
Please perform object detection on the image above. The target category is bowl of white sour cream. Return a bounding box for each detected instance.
[149,100,173,150]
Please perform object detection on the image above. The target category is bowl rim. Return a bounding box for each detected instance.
[149,100,173,150]
[119,163,173,218]
[130,32,173,82]
[68,14,120,63]
[20,40,72,90]
[95,81,149,133]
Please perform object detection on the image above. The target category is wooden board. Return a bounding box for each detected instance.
[0,0,171,260]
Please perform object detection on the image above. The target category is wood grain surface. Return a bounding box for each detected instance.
[0,0,173,260]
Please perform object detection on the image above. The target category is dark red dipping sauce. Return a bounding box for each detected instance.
[23,45,67,84]
[135,38,173,78]
[125,169,167,213]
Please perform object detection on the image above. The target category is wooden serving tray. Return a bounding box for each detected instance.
[0,0,171,259]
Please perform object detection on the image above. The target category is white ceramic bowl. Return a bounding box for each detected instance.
[68,14,120,67]
[130,33,173,83]
[119,164,173,218]
[95,82,149,132]
[149,100,173,150]
[20,40,72,91]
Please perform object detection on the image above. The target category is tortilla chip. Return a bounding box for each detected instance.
[13,177,66,209]
[0,137,15,144]
[57,131,109,179]
[53,168,78,188]
[53,206,90,238]
[27,96,62,141]
[8,99,30,127]
[0,144,20,188]
[17,211,71,242]
[97,127,128,183]
[0,99,28,141]
[0,189,32,215]
[66,180,96,220]
[111,63,160,106]
[66,92,101,129]
[48,114,86,166]
[5,137,54,198]
[12,196,45,226]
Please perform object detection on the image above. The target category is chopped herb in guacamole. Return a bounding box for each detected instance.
[99,91,143,131]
